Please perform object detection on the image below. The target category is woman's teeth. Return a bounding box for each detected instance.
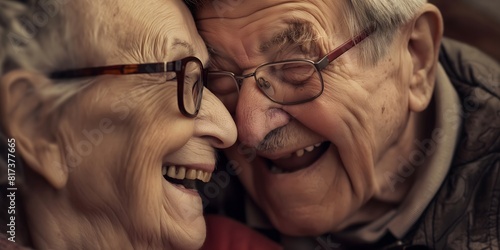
[162,165,211,182]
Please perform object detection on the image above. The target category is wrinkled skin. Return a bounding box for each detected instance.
[0,0,236,249]
[196,0,440,236]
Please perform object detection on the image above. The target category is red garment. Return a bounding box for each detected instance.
[202,215,283,250]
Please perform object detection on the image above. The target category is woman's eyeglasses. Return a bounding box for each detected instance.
[49,56,207,118]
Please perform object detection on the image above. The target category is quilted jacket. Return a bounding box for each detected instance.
[399,38,500,250]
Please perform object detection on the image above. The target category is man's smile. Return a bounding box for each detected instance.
[265,141,332,173]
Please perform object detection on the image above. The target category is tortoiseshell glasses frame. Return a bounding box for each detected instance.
[49,56,207,118]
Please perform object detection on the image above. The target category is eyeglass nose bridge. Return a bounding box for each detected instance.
[233,71,275,102]
[234,72,255,89]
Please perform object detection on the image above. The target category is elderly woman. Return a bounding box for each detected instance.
[0,0,236,249]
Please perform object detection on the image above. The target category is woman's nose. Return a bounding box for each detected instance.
[194,88,237,149]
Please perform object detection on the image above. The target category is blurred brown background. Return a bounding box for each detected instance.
[430,0,500,61]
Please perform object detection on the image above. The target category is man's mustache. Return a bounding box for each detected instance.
[255,126,290,152]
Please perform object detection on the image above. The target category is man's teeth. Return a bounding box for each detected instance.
[292,143,322,157]
[162,165,212,182]
[269,143,326,174]
[270,165,290,174]
[296,149,305,157]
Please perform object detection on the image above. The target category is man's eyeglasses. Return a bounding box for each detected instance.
[49,56,206,118]
[206,29,374,112]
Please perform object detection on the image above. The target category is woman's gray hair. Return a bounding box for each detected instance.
[0,0,91,186]
[343,0,427,65]
[0,0,94,238]
[0,0,90,94]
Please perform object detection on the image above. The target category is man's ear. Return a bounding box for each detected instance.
[0,70,69,189]
[407,4,444,112]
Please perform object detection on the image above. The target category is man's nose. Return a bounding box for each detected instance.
[235,77,291,148]
[194,89,237,149]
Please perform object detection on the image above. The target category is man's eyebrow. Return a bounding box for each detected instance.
[259,19,319,53]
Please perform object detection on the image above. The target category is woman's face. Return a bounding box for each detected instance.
[43,0,236,249]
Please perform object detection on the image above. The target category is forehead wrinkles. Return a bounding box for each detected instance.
[197,0,342,34]
[197,1,345,66]
[119,15,174,62]
[104,1,201,63]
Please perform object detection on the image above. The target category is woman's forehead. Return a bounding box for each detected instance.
[71,0,208,65]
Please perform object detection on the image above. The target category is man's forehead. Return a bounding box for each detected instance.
[198,2,343,68]
[197,0,345,51]
[196,0,342,20]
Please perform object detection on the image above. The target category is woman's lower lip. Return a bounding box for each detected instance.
[170,182,200,196]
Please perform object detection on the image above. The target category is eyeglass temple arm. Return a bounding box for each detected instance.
[317,27,375,70]
[49,62,178,79]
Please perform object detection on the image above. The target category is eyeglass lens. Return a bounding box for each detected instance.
[182,60,204,115]
[207,72,240,113]
[255,61,321,103]
[207,60,322,111]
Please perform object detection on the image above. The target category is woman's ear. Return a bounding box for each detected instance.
[406,3,444,112]
[0,70,69,189]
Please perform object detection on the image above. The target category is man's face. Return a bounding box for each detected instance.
[197,0,414,235]
[52,0,235,249]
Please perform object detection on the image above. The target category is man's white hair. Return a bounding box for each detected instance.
[343,0,428,64]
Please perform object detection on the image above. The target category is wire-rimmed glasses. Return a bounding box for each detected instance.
[206,29,373,112]
[49,56,207,118]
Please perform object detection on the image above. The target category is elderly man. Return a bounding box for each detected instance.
[188,0,500,249]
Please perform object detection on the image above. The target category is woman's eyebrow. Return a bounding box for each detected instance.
[171,39,195,54]
[169,39,205,61]
[259,19,319,53]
